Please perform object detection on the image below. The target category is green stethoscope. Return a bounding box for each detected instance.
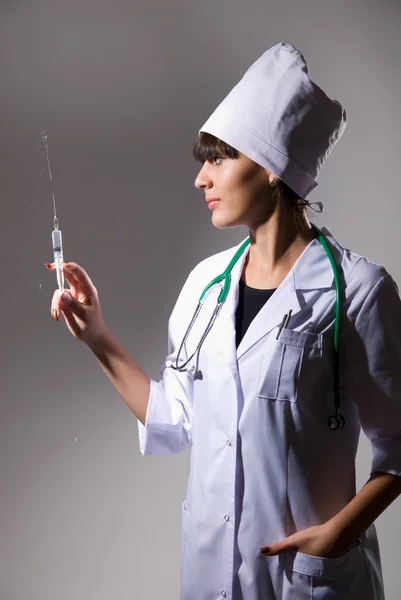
[167,223,345,430]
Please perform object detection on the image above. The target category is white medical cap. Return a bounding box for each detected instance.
[199,42,347,198]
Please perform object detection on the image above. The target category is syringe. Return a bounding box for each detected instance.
[41,127,64,292]
[52,216,64,292]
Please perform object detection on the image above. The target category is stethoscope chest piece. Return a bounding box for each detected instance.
[327,414,346,430]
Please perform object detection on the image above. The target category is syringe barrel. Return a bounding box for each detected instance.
[52,228,63,261]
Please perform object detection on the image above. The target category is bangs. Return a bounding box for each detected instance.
[192,132,240,163]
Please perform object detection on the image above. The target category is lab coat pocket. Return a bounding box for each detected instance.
[282,542,372,600]
[257,328,323,403]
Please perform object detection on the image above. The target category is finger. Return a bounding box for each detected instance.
[59,291,88,321]
[51,289,64,321]
[66,281,79,301]
[260,543,278,556]
[61,306,83,339]
[46,265,86,305]
[51,289,74,321]
[45,261,72,271]
[46,263,81,291]
[50,289,87,322]
[63,262,97,299]
[61,269,80,301]
[260,539,296,556]
[45,262,96,300]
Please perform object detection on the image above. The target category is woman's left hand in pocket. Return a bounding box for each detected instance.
[260,523,351,559]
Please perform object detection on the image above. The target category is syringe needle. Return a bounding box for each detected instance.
[52,192,58,228]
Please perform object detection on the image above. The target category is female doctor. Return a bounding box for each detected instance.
[46,43,401,599]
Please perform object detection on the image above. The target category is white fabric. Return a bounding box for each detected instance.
[200,43,347,199]
[138,226,401,599]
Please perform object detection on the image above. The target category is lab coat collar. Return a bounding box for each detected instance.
[212,225,344,364]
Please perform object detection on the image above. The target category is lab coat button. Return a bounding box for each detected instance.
[221,591,227,597]
[226,440,232,446]
[224,514,230,521]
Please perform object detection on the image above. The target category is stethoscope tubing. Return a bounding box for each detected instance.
[169,225,345,429]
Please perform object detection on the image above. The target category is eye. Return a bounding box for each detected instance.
[208,156,224,166]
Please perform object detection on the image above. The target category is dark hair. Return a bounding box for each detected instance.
[192,132,308,228]
[193,131,240,163]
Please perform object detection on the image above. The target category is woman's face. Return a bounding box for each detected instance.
[194,152,277,229]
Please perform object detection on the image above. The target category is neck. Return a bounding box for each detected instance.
[242,212,316,289]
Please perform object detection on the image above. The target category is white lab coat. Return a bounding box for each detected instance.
[138,226,401,600]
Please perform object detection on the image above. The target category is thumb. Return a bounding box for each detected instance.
[60,291,73,308]
[60,292,87,320]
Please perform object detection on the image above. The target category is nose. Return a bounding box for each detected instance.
[194,164,212,190]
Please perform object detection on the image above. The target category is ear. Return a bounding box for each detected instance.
[263,168,279,188]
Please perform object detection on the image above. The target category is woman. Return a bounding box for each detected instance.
[46,43,401,599]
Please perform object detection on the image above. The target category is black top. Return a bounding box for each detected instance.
[235,279,277,348]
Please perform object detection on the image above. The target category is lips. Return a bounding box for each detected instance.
[206,198,220,203]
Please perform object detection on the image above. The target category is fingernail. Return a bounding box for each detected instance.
[52,309,58,322]
[260,547,270,555]
[44,263,51,269]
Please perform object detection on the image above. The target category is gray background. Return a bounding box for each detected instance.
[1,0,401,598]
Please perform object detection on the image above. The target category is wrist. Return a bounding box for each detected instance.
[313,520,354,558]
[321,518,342,542]
[86,324,113,352]
[324,514,359,550]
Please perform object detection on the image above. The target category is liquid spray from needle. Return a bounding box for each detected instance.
[41,128,64,292]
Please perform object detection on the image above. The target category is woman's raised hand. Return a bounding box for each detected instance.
[44,261,108,345]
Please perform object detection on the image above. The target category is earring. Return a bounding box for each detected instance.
[269,178,278,187]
